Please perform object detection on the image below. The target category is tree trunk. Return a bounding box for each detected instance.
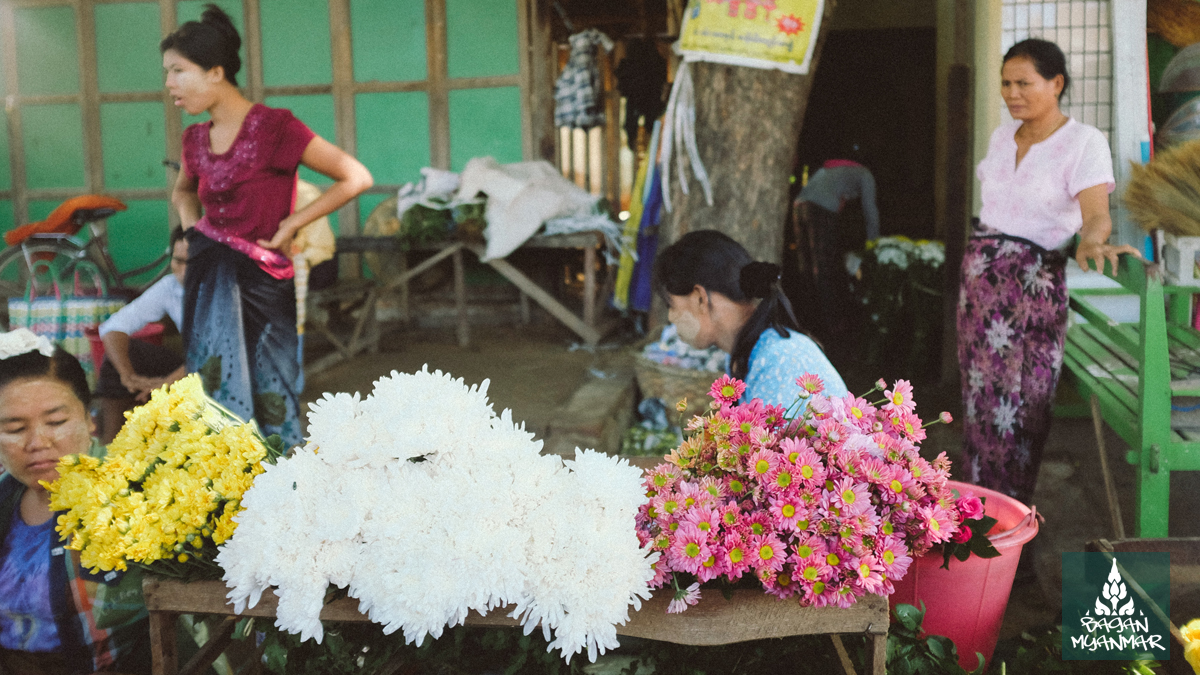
[661,8,834,264]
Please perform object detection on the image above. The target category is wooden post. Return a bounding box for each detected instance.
[940,64,972,386]
[242,0,264,103]
[0,2,28,224]
[425,0,450,170]
[328,0,359,238]
[583,242,596,327]
[149,609,179,675]
[453,246,469,347]
[77,0,104,195]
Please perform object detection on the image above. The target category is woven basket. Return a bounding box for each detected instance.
[632,351,720,421]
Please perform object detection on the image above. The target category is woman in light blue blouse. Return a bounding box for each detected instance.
[654,230,848,408]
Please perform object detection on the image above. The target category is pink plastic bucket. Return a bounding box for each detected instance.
[889,480,1039,671]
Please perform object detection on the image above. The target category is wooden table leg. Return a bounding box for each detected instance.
[583,245,596,328]
[453,247,469,348]
[867,629,887,675]
[150,610,178,675]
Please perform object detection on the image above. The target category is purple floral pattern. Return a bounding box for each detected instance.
[956,230,1067,503]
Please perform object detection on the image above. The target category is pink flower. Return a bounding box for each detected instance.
[648,559,672,588]
[696,549,723,583]
[668,523,711,573]
[765,463,797,493]
[682,506,721,537]
[883,380,915,414]
[829,476,871,516]
[667,581,702,614]
[709,374,746,406]
[939,411,954,424]
[957,494,985,521]
[877,536,913,580]
[763,403,787,428]
[853,554,887,594]
[790,445,826,487]
[875,378,887,391]
[749,533,787,572]
[795,373,825,396]
[890,411,927,443]
[791,534,827,564]
[880,466,915,504]
[803,579,837,608]
[770,494,806,531]
[918,505,957,544]
[951,524,973,544]
[721,532,751,579]
[748,450,780,482]
[763,564,800,599]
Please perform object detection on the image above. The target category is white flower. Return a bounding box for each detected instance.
[985,318,1015,352]
[218,367,654,662]
[0,328,54,359]
[992,398,1019,437]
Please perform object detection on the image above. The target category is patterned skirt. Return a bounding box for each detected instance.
[182,231,302,448]
[956,227,1068,504]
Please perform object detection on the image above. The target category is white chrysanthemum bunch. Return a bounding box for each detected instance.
[216,366,656,662]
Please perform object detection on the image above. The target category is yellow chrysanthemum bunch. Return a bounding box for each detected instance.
[1183,619,1200,674]
[45,374,281,577]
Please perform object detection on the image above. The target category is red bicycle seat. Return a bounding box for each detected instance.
[3,195,127,247]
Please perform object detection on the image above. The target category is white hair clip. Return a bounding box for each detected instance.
[0,328,55,360]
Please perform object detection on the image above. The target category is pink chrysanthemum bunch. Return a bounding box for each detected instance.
[636,374,959,612]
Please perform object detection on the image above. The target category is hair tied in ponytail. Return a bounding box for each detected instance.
[739,261,781,299]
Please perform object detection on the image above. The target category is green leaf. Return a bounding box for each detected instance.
[263,641,288,673]
[254,391,288,427]
[199,355,222,395]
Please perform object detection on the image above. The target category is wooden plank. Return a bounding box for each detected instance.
[425,0,449,170]
[469,245,600,345]
[161,0,181,230]
[516,0,532,161]
[1068,294,1140,357]
[583,243,595,327]
[142,579,888,648]
[351,80,429,95]
[10,93,81,105]
[99,91,164,103]
[242,0,264,103]
[453,246,468,347]
[444,74,521,90]
[262,83,334,97]
[150,609,180,675]
[328,0,359,238]
[0,1,28,224]
[180,617,238,675]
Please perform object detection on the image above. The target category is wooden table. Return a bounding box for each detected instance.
[336,233,607,350]
[143,578,887,675]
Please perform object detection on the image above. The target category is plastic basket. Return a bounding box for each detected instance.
[632,350,721,421]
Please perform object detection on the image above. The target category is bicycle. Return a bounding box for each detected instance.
[0,199,171,329]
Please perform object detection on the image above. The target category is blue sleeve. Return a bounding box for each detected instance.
[742,331,848,408]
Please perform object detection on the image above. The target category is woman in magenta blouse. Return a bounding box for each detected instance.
[957,38,1137,503]
[161,5,372,446]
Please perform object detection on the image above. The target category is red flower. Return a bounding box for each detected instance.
[776,13,805,35]
[951,524,973,544]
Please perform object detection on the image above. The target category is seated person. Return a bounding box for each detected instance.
[0,329,150,674]
[654,230,849,407]
[96,228,188,443]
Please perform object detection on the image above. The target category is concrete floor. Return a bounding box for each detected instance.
[302,320,1199,671]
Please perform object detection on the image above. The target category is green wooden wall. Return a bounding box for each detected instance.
[0,0,526,278]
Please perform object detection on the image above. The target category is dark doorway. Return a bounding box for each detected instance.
[795,27,938,244]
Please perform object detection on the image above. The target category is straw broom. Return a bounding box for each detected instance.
[1124,139,1200,237]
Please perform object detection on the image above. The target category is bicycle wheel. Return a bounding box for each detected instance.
[0,240,87,330]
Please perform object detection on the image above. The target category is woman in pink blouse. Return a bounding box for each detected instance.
[958,38,1138,503]
[161,5,372,446]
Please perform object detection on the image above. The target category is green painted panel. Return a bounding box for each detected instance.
[261,0,332,86]
[108,200,171,286]
[28,201,60,222]
[24,105,84,189]
[448,87,522,170]
[96,3,163,93]
[0,202,13,236]
[351,0,425,83]
[446,0,518,78]
[101,102,167,190]
[355,92,429,185]
[0,111,10,190]
[176,0,246,84]
[15,6,79,96]
[264,95,334,185]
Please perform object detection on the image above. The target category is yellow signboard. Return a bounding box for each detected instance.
[678,0,825,74]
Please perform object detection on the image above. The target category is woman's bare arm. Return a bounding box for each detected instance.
[171,157,202,229]
[1075,183,1140,274]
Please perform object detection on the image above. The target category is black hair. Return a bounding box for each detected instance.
[160,4,242,86]
[0,346,91,409]
[1004,38,1070,101]
[653,230,804,380]
[169,226,186,249]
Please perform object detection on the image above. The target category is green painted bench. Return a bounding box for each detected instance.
[1061,254,1200,537]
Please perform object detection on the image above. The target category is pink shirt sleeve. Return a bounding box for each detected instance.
[269,112,316,173]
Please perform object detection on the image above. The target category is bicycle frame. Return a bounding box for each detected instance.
[21,220,169,293]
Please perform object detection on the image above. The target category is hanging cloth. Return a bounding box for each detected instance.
[628,162,665,313]
[612,120,661,311]
[614,38,668,151]
[660,62,713,212]
[554,29,615,129]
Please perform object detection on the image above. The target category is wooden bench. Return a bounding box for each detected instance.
[143,578,887,675]
[1061,254,1200,537]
